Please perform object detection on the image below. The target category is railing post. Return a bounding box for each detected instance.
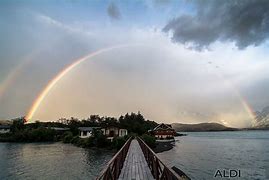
[137,137,182,180]
[153,156,159,180]
[97,137,132,180]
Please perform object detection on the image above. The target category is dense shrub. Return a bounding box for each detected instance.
[93,130,109,148]
[70,135,79,144]
[141,134,156,148]
[63,132,73,143]
[31,128,55,141]
[119,113,158,135]
[0,128,56,142]
[2,112,161,149]
[112,136,127,150]
[70,130,110,148]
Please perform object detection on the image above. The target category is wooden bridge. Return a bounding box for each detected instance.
[97,137,188,180]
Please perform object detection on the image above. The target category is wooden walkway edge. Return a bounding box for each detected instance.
[118,139,154,180]
[98,137,184,180]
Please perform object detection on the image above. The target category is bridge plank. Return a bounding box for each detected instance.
[118,139,154,180]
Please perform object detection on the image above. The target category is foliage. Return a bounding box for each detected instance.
[27,128,55,142]
[0,127,56,142]
[141,134,156,148]
[112,136,128,150]
[90,129,110,148]
[62,129,110,148]
[57,112,157,135]
[1,112,160,149]
[10,117,26,133]
[119,112,158,135]
[63,131,74,143]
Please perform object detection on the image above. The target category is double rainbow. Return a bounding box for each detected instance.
[0,44,253,123]
[25,45,132,121]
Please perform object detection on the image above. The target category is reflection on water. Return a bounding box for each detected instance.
[1,132,269,180]
[158,131,269,180]
[0,142,114,180]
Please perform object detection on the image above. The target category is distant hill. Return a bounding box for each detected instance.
[253,106,269,129]
[172,122,237,132]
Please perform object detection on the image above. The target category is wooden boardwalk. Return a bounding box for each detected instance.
[118,139,154,180]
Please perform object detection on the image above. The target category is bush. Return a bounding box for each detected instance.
[70,135,80,144]
[112,136,127,150]
[28,128,55,142]
[94,131,109,148]
[74,130,110,148]
[0,127,56,142]
[141,134,156,148]
[63,132,73,143]
[77,138,89,147]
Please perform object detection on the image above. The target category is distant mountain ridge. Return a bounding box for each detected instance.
[253,106,269,128]
[172,122,237,132]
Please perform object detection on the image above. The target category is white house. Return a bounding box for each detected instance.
[78,127,101,138]
[0,125,11,134]
[101,127,128,141]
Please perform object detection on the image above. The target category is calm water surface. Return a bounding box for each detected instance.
[0,142,114,180]
[159,131,269,180]
[1,131,269,180]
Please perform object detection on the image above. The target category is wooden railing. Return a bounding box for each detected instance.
[97,137,132,180]
[137,137,185,180]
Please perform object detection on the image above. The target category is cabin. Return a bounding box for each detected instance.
[152,123,176,139]
[78,127,101,138]
[101,127,128,141]
[0,125,11,134]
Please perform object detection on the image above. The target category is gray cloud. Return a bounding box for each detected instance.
[163,0,269,50]
[107,2,121,20]
[154,0,171,6]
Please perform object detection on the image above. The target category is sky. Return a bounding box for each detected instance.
[1,0,269,128]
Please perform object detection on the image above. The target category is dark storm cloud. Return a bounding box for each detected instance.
[107,2,121,20]
[163,0,269,49]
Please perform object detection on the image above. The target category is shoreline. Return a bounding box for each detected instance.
[154,140,175,153]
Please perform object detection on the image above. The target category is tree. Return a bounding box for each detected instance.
[10,117,26,133]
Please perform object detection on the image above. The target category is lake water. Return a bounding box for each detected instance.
[0,142,114,180]
[158,131,269,180]
[1,131,269,180]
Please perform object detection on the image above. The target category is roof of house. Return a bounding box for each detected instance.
[153,123,173,131]
[78,127,101,131]
[102,126,127,130]
[48,127,70,131]
[0,125,11,129]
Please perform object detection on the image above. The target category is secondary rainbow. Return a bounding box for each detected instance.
[0,52,37,101]
[26,44,256,124]
[26,45,133,121]
[208,63,256,124]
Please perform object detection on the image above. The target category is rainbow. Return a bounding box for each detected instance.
[0,41,61,102]
[25,44,256,125]
[207,63,256,124]
[0,53,37,101]
[240,98,256,122]
[25,45,134,121]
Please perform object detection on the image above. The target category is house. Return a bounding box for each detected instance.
[101,127,128,141]
[152,123,176,139]
[47,127,70,135]
[49,127,70,131]
[78,127,101,138]
[0,125,11,134]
